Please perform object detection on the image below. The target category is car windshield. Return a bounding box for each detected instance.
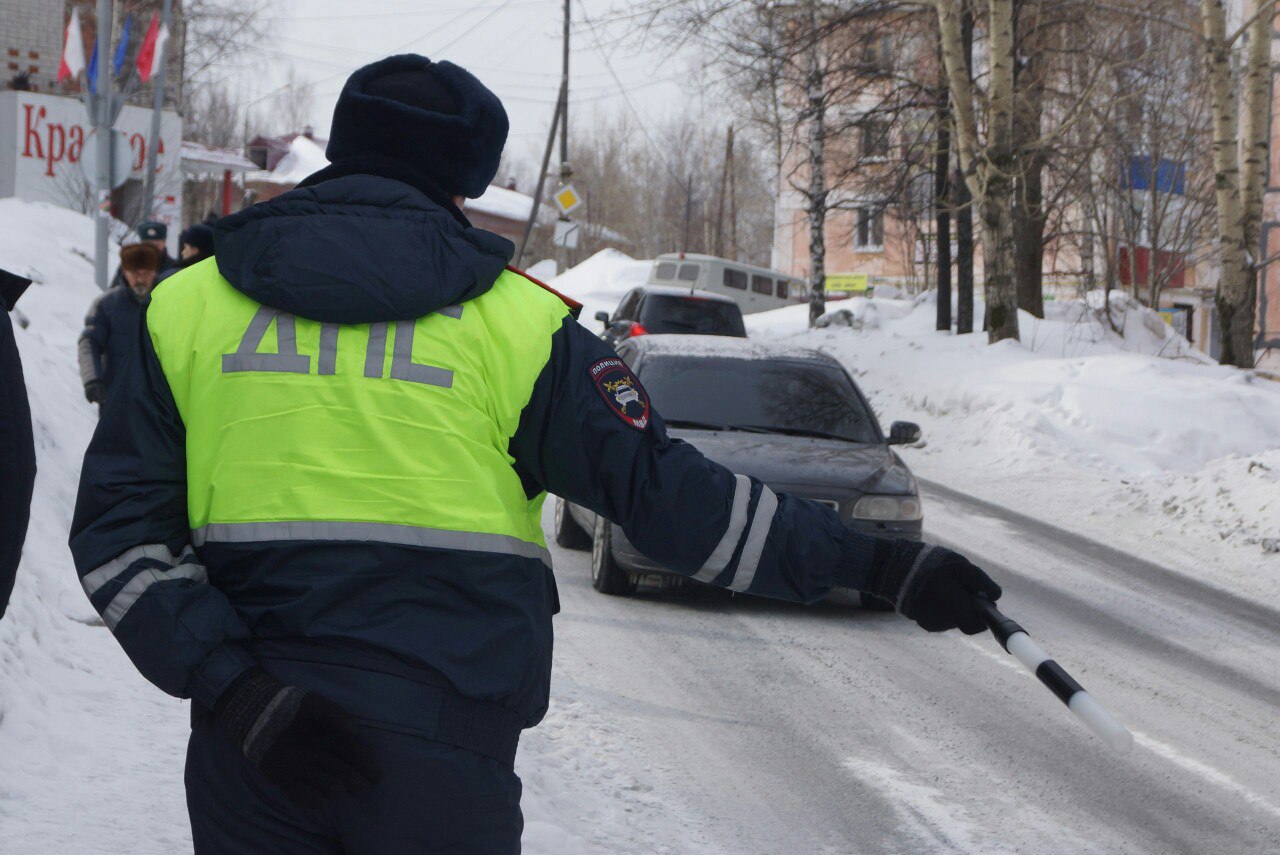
[638,295,746,336]
[640,356,879,443]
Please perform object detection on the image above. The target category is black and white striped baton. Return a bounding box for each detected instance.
[973,595,1133,753]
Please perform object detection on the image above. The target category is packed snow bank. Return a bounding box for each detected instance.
[550,248,653,326]
[748,291,1280,606]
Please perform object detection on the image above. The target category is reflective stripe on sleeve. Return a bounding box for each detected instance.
[80,543,194,597]
[191,521,552,567]
[103,562,209,630]
[692,474,752,583]
[727,487,779,593]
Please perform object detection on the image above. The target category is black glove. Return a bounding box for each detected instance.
[864,539,1002,634]
[215,669,382,808]
[84,381,106,405]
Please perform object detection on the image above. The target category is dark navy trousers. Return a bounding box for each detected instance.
[184,655,524,854]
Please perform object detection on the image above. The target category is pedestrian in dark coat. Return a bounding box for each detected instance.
[0,268,36,621]
[79,243,162,404]
[157,223,215,283]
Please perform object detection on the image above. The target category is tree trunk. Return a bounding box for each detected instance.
[956,5,975,335]
[1011,1,1047,318]
[806,3,827,327]
[1201,0,1259,367]
[980,0,1021,342]
[937,98,953,331]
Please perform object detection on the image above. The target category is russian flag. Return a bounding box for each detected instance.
[136,16,169,83]
[57,8,86,83]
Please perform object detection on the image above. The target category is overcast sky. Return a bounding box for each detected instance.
[231,0,702,176]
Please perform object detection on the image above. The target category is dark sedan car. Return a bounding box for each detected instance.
[553,335,924,605]
[594,285,747,345]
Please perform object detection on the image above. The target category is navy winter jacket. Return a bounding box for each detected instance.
[1,269,36,620]
[68,172,880,726]
[77,284,148,390]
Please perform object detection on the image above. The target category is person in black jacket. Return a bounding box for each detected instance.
[69,55,1001,853]
[79,243,162,406]
[1,268,36,620]
[157,223,215,284]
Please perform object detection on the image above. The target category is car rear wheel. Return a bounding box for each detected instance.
[591,516,635,595]
[553,497,592,550]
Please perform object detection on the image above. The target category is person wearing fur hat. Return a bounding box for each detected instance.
[78,242,163,407]
[70,55,999,852]
[109,221,178,289]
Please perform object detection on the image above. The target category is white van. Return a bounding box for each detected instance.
[644,253,808,315]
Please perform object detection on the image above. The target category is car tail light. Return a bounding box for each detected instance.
[628,322,648,337]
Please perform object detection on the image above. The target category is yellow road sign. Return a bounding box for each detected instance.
[553,184,583,215]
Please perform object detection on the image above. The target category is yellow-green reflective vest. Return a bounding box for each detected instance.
[146,259,571,560]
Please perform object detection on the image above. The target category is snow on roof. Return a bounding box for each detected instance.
[633,333,835,363]
[635,283,738,303]
[181,141,258,174]
[465,184,543,222]
[247,135,330,186]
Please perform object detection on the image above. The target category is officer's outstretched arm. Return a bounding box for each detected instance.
[511,317,879,604]
[69,308,255,707]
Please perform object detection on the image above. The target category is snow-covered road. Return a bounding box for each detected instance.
[2,481,1277,853]
[536,485,1280,854]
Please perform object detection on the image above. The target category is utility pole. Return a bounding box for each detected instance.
[727,125,737,260]
[144,0,173,219]
[93,0,114,291]
[555,0,573,272]
[714,124,735,258]
[516,81,564,267]
[682,174,693,252]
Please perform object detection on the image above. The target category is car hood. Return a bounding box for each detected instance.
[668,429,917,496]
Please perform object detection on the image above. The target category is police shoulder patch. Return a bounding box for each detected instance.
[589,357,651,431]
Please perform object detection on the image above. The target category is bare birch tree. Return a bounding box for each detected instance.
[1200,0,1275,368]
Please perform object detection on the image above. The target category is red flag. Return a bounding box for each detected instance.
[57,8,86,82]
[135,16,160,82]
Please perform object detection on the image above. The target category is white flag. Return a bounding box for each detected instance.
[57,8,86,82]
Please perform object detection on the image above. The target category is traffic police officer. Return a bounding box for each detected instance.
[70,55,1000,853]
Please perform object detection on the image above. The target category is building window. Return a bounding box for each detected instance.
[856,208,884,250]
[723,268,747,290]
[861,120,890,159]
[860,34,892,72]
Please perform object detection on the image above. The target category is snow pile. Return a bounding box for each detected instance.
[550,248,653,324]
[747,291,1280,606]
[259,135,330,186]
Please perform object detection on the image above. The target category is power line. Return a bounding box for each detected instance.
[259,1,546,23]
[247,0,516,107]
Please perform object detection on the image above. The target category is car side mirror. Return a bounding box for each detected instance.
[595,310,610,328]
[888,421,922,445]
